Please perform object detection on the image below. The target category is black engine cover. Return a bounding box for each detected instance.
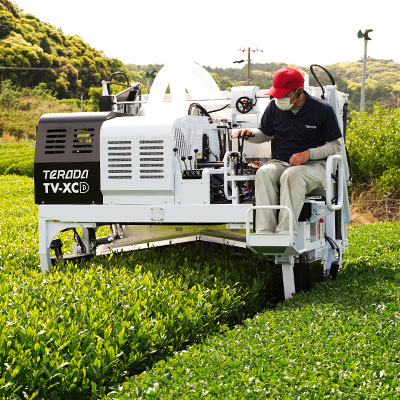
[34,112,115,204]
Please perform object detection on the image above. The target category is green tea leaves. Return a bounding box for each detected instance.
[0,172,280,399]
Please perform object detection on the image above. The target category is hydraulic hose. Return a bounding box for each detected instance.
[309,64,335,100]
[325,234,340,280]
[188,103,212,123]
[106,71,130,94]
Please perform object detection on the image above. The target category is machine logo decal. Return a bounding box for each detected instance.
[42,169,89,179]
[43,182,90,194]
[41,169,90,194]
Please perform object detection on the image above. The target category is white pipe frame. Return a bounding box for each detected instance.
[325,154,344,211]
[245,205,294,244]
[223,152,255,204]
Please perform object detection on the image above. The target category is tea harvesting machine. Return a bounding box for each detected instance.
[34,63,351,299]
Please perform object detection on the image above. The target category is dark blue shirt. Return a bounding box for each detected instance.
[259,92,342,162]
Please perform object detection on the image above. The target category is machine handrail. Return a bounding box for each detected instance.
[223,151,238,202]
[223,152,256,203]
[245,205,294,243]
[325,154,343,211]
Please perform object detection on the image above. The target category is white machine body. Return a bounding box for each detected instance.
[35,63,351,300]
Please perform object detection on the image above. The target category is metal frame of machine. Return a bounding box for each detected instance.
[35,65,351,299]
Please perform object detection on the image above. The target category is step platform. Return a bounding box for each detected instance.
[246,232,306,256]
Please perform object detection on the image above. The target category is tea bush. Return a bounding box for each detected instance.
[346,106,400,196]
[1,126,399,398]
[0,175,282,399]
[113,222,400,399]
[0,141,34,177]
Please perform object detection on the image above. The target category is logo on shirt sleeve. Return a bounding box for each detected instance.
[305,124,317,129]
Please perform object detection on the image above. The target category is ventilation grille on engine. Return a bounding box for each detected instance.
[45,129,66,154]
[108,140,132,179]
[139,140,164,179]
[73,128,94,153]
[174,128,192,157]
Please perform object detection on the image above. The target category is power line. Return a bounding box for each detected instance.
[0,66,65,71]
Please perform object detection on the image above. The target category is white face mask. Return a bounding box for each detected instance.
[275,96,294,111]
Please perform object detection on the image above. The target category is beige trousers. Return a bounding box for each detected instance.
[255,159,326,236]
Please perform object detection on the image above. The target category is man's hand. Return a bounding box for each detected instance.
[232,129,252,139]
[289,150,311,166]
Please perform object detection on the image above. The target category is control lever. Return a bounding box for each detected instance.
[237,133,254,175]
[188,155,193,174]
[173,148,183,173]
[193,148,199,172]
[181,156,188,172]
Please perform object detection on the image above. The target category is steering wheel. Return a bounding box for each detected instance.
[236,96,253,114]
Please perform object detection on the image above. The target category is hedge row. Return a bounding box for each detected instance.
[0,175,282,399]
[0,142,34,177]
[346,106,400,196]
[110,222,400,399]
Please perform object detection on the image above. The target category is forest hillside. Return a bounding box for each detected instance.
[1,0,400,113]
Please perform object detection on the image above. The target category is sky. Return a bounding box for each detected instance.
[11,0,400,68]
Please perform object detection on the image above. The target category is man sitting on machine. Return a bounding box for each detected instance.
[233,67,342,238]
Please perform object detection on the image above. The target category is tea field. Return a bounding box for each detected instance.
[1,144,400,399]
[115,222,400,399]
[0,142,34,177]
[0,173,283,399]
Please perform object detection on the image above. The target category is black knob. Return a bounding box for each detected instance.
[188,156,193,160]
[181,156,186,161]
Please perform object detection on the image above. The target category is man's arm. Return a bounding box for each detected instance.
[309,139,342,160]
[232,128,273,143]
[289,139,342,166]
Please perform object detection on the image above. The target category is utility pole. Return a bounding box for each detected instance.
[238,47,263,85]
[357,29,373,111]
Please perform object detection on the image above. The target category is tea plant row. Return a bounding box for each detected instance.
[0,175,282,399]
[111,222,400,399]
[0,142,34,177]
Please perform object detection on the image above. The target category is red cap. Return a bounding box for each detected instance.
[267,67,304,98]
